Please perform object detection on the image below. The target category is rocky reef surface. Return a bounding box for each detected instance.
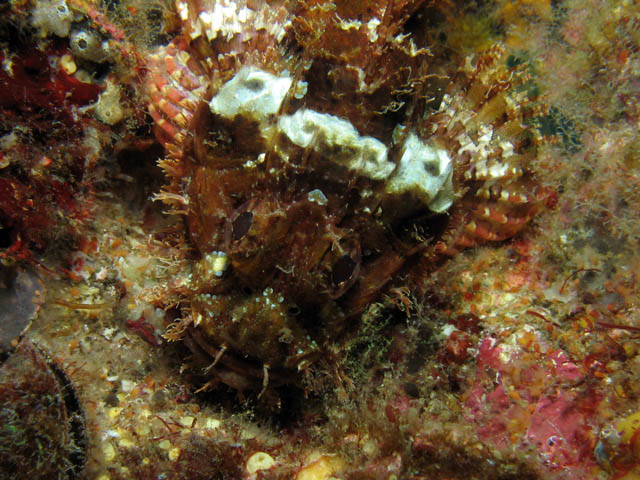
[1,0,640,479]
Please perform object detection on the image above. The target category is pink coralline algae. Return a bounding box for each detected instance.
[465,336,598,476]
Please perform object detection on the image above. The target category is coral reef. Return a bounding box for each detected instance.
[1,0,640,479]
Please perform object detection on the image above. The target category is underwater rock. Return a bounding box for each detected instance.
[0,339,87,479]
[0,267,44,352]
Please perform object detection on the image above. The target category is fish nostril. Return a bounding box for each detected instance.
[242,286,253,296]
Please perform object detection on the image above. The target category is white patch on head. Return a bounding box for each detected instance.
[209,67,293,126]
[386,132,455,213]
[279,109,393,181]
[208,69,455,214]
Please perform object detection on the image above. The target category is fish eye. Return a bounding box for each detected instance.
[331,254,356,286]
[232,211,253,241]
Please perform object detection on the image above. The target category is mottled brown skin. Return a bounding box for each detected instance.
[149,0,545,398]
[182,100,428,374]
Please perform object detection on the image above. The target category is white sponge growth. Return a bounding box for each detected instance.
[279,109,394,181]
[386,132,455,213]
[208,68,455,214]
[209,67,292,126]
[70,30,112,63]
[31,0,74,37]
[95,79,124,125]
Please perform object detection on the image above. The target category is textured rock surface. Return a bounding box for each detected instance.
[2,0,640,478]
